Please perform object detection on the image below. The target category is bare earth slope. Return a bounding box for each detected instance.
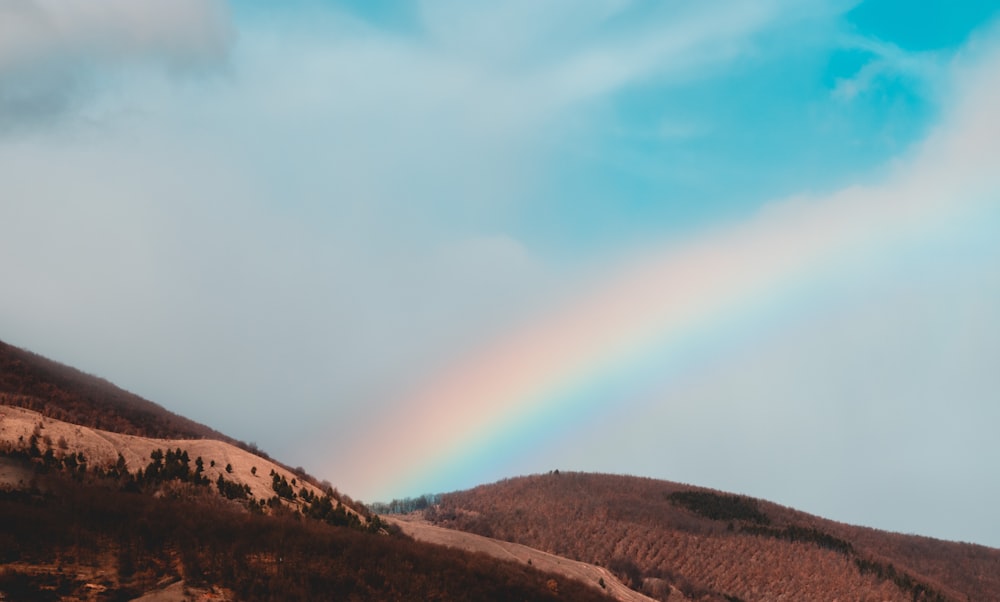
[0,340,613,600]
[390,514,661,602]
[429,472,1000,602]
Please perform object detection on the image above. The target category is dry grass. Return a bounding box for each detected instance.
[391,513,665,602]
[0,405,332,511]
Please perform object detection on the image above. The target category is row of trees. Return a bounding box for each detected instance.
[2,438,379,535]
[666,490,771,525]
[368,493,441,515]
[140,448,209,486]
[854,558,947,602]
[8,431,89,476]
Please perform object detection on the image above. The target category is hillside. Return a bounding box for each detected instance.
[0,405,331,508]
[389,514,658,602]
[0,467,612,602]
[5,338,999,601]
[0,408,620,601]
[0,338,328,494]
[0,342,616,601]
[0,339,226,441]
[426,472,1000,601]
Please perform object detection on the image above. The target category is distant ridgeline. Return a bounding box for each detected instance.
[0,338,329,488]
[426,472,1000,602]
[0,338,225,440]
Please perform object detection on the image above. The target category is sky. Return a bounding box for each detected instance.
[1,0,999,547]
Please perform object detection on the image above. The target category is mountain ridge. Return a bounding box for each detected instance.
[3,336,998,601]
[424,471,1000,601]
[0,338,618,600]
[0,338,227,442]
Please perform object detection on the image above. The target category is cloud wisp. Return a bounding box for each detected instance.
[0,0,232,131]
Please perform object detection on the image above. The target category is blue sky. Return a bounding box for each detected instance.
[1,1,1000,546]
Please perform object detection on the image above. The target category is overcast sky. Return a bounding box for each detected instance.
[2,0,999,547]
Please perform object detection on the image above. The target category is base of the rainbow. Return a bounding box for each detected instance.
[357,191,1000,503]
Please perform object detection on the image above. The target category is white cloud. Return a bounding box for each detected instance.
[831,35,944,102]
[0,0,231,70]
[0,0,853,467]
[0,0,232,130]
[416,0,630,67]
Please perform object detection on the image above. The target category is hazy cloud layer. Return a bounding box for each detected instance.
[0,0,231,130]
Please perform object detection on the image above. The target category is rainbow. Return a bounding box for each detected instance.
[345,96,1000,501]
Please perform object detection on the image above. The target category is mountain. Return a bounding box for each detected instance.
[0,339,611,601]
[0,338,226,441]
[0,404,333,506]
[3,337,998,601]
[423,472,1000,601]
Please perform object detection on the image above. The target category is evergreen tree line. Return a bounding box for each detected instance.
[667,490,772,525]
[1,442,380,535]
[368,493,442,515]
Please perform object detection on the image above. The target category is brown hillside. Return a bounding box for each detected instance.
[0,467,614,602]
[0,338,328,497]
[0,405,328,507]
[389,514,661,602]
[428,472,1000,602]
[0,342,615,600]
[0,338,225,441]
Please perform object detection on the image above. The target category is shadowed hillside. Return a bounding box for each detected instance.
[427,472,1000,601]
[0,341,615,600]
[0,468,612,601]
[0,339,225,441]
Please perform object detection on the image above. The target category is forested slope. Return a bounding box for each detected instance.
[428,472,1000,601]
[0,468,612,601]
